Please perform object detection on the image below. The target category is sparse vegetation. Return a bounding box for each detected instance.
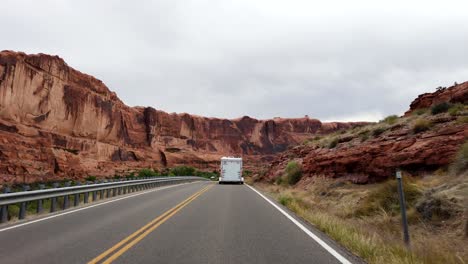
[372,127,386,137]
[381,115,399,125]
[450,141,468,174]
[413,119,432,133]
[256,172,468,264]
[138,168,160,177]
[84,176,96,182]
[431,102,451,115]
[328,138,339,148]
[448,103,465,116]
[284,161,302,185]
[456,116,468,124]
[413,108,428,116]
[353,177,422,217]
[358,130,370,142]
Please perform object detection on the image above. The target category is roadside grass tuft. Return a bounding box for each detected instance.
[353,177,422,217]
[284,161,302,185]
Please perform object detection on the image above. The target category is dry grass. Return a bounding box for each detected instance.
[255,173,467,264]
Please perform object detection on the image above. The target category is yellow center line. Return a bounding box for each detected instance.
[88,184,214,264]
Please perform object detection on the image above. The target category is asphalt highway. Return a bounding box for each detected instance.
[0,181,359,264]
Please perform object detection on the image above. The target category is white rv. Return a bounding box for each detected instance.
[219,157,243,184]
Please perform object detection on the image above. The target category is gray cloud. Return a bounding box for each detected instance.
[2,0,468,121]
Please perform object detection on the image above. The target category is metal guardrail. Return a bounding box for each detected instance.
[0,176,207,223]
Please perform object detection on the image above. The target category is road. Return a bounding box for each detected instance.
[0,181,358,264]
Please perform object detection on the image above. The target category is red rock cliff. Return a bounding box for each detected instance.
[0,51,362,183]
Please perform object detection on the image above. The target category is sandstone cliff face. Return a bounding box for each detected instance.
[0,51,362,183]
[263,83,468,183]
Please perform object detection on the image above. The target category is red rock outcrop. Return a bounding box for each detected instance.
[405,81,468,115]
[0,51,363,183]
[263,83,468,183]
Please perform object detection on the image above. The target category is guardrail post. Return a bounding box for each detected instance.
[1,187,11,223]
[37,184,45,214]
[18,185,30,220]
[107,188,111,198]
[100,189,104,200]
[396,170,410,249]
[50,183,59,213]
[84,191,89,204]
[74,182,81,207]
[62,182,71,210]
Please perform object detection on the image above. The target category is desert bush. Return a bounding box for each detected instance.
[456,116,468,124]
[170,166,196,176]
[138,168,159,177]
[413,119,432,133]
[354,178,422,217]
[450,141,468,174]
[447,103,465,116]
[381,115,399,125]
[275,176,284,185]
[372,127,386,137]
[278,195,293,206]
[431,102,451,115]
[284,161,302,185]
[85,176,97,182]
[416,193,461,221]
[358,130,370,142]
[413,108,428,115]
[329,138,339,148]
[194,170,218,179]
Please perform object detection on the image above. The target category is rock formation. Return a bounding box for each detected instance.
[262,82,468,184]
[0,51,363,183]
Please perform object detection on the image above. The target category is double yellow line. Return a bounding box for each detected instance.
[88,184,213,264]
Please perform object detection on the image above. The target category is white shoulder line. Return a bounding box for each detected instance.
[0,182,196,233]
[246,184,352,264]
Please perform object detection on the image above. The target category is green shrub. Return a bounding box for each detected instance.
[372,127,386,137]
[285,161,302,185]
[194,170,218,179]
[138,168,159,177]
[381,115,399,125]
[456,116,468,124]
[275,176,284,185]
[329,138,339,149]
[413,119,432,133]
[279,195,293,206]
[85,176,97,182]
[170,166,196,176]
[354,177,422,216]
[450,141,468,174]
[447,103,465,116]
[431,102,451,115]
[413,108,428,116]
[358,130,370,142]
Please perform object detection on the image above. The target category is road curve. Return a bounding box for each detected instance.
[0,182,359,264]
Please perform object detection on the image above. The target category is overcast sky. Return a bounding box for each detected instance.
[2,0,468,121]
